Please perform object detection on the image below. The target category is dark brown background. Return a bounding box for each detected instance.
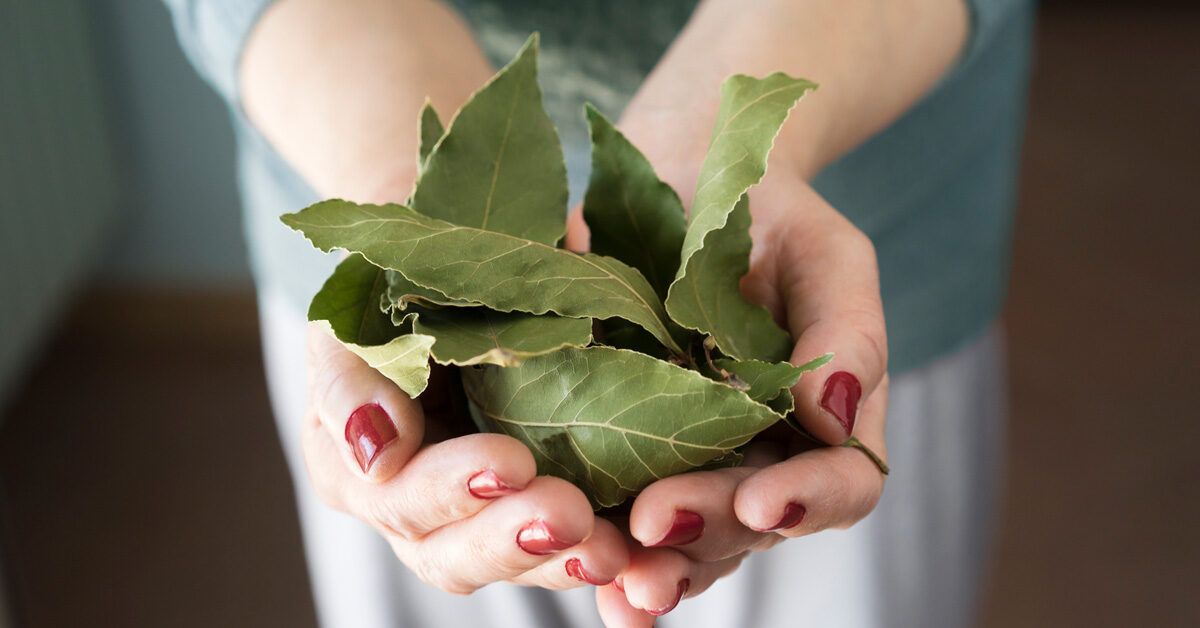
[2,2,1198,627]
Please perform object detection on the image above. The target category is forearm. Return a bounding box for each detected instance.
[622,0,968,185]
[240,0,493,201]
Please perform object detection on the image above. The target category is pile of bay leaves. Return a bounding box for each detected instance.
[283,34,834,508]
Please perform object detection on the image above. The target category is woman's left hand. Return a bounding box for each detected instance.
[570,170,891,626]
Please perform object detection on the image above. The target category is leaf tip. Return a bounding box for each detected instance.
[520,31,541,56]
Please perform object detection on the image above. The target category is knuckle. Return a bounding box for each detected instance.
[846,227,877,262]
[362,496,417,540]
[464,525,515,577]
[310,355,354,417]
[412,554,476,596]
[841,308,889,373]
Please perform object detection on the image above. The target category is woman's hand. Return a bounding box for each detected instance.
[580,171,890,625]
[300,325,630,594]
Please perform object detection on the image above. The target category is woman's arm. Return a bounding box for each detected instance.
[622,0,968,184]
[240,0,494,201]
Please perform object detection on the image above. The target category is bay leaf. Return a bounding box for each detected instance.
[417,100,444,173]
[582,105,687,299]
[413,307,592,367]
[597,319,667,357]
[383,269,474,319]
[411,33,567,245]
[282,200,685,355]
[461,346,782,508]
[665,73,817,362]
[310,253,397,346]
[308,255,434,397]
[714,352,833,405]
[316,320,435,398]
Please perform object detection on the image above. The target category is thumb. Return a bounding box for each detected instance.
[306,322,426,481]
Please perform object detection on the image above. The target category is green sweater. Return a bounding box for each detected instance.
[166,0,1034,374]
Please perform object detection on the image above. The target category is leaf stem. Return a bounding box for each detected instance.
[842,436,890,476]
[701,336,748,389]
[782,421,891,476]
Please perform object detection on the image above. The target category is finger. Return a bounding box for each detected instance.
[618,545,747,617]
[398,476,595,594]
[596,583,654,628]
[510,518,628,589]
[306,322,424,480]
[565,205,590,252]
[307,425,538,539]
[628,466,781,562]
[767,187,888,445]
[734,378,889,535]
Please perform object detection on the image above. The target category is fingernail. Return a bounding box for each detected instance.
[647,579,689,616]
[345,403,398,473]
[648,510,704,547]
[565,557,608,585]
[762,502,807,531]
[821,371,862,436]
[517,519,573,555]
[613,576,625,592]
[467,469,518,499]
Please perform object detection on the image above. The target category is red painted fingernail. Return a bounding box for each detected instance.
[345,403,398,473]
[613,576,625,592]
[648,579,689,616]
[648,510,704,547]
[467,469,517,499]
[517,519,573,555]
[565,557,608,585]
[764,502,807,531]
[821,371,862,436]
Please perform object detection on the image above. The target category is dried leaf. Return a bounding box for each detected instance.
[666,73,817,361]
[308,255,433,397]
[413,307,592,367]
[412,34,567,245]
[417,100,444,173]
[282,200,684,355]
[582,105,686,299]
[462,346,781,508]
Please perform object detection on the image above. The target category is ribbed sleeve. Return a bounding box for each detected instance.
[161,0,274,106]
[965,0,1031,60]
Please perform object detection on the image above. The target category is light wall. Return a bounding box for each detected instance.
[93,0,252,287]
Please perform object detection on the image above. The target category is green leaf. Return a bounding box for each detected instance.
[307,254,433,397]
[714,352,833,404]
[383,269,474,318]
[310,254,398,346]
[316,320,435,398]
[413,307,592,367]
[417,100,444,173]
[597,319,667,357]
[765,388,795,417]
[665,73,817,362]
[582,105,687,299]
[282,200,684,355]
[461,346,781,508]
[411,33,567,245]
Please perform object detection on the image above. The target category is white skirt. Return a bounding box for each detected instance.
[258,287,1006,628]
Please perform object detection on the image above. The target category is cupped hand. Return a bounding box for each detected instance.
[301,325,630,594]
[573,170,890,625]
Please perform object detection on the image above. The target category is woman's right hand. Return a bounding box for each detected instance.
[301,324,629,594]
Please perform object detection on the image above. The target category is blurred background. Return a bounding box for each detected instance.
[0,1,1196,626]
